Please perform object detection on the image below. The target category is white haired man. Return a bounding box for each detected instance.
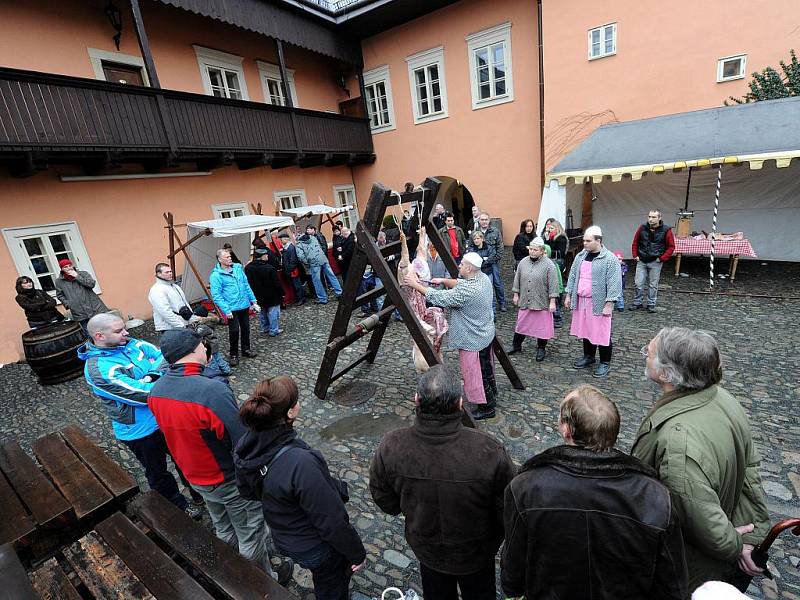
[404,252,497,420]
[633,327,770,593]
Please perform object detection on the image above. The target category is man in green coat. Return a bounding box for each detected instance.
[632,327,770,593]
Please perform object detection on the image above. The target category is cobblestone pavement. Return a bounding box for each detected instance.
[1,255,798,599]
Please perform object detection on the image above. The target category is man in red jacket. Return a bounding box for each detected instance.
[630,210,675,313]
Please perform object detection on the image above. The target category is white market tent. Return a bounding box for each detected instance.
[179,214,295,303]
[280,203,352,218]
[539,96,800,261]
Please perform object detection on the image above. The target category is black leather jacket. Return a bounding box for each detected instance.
[502,445,688,600]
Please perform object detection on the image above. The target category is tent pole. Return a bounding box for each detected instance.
[683,166,693,211]
[169,228,212,257]
[164,212,176,281]
[709,164,722,290]
[171,227,221,318]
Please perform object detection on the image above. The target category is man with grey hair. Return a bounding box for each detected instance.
[630,209,675,312]
[78,313,197,516]
[404,251,497,419]
[502,384,687,600]
[478,212,506,311]
[431,203,447,230]
[370,365,515,600]
[632,327,770,593]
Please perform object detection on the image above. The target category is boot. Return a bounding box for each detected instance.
[536,340,547,362]
[229,354,239,367]
[508,333,525,355]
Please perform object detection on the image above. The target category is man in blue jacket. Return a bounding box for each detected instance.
[78,313,196,515]
[209,248,261,367]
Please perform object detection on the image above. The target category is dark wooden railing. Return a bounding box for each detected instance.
[0,67,373,166]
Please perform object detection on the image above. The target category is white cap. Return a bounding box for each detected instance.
[529,236,546,247]
[462,252,483,269]
[585,225,603,237]
[691,581,750,600]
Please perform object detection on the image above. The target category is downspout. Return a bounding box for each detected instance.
[537,0,545,193]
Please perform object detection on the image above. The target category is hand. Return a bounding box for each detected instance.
[430,277,443,285]
[351,560,366,572]
[549,299,556,312]
[252,303,261,313]
[226,313,233,319]
[735,524,764,577]
[602,302,613,316]
[563,296,571,310]
[512,293,519,306]
[655,258,661,263]
[633,256,640,262]
[404,271,420,286]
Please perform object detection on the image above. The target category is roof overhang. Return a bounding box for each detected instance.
[547,96,800,186]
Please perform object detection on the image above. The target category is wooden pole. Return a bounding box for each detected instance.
[169,226,220,318]
[129,0,160,89]
[275,39,294,108]
[164,212,176,280]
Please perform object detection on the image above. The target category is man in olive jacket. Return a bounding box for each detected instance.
[633,326,771,593]
[369,365,516,600]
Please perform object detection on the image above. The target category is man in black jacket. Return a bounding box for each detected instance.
[244,249,285,336]
[501,384,688,600]
[278,233,305,306]
[370,365,516,600]
[332,226,355,279]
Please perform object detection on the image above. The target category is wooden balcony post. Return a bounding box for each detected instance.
[129,0,161,89]
[357,68,369,122]
[275,40,294,108]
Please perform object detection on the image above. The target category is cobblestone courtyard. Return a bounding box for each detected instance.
[1,255,798,599]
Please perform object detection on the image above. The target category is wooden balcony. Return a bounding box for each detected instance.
[0,67,375,176]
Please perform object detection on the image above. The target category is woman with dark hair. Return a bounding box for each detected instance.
[234,377,366,600]
[15,276,64,328]
[513,219,536,265]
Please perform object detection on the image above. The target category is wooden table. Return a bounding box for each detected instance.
[0,425,138,556]
[673,238,758,281]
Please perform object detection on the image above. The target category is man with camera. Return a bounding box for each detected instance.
[148,262,196,332]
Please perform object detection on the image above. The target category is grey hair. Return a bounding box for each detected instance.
[216,248,230,260]
[87,312,123,338]
[416,364,463,415]
[479,212,490,219]
[652,327,723,390]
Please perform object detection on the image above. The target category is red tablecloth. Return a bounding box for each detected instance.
[674,238,757,257]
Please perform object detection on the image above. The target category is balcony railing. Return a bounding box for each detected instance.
[0,67,374,174]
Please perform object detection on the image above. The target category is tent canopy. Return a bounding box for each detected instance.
[180,214,295,303]
[547,95,800,185]
[280,203,351,218]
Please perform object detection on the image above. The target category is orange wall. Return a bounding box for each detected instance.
[352,0,542,244]
[0,165,357,363]
[542,0,800,169]
[0,0,349,112]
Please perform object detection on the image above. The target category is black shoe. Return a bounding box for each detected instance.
[629,304,644,311]
[508,347,522,355]
[275,558,294,586]
[471,405,496,420]
[242,349,258,358]
[536,347,546,362]
[184,503,203,520]
[593,362,611,378]
[647,306,657,313]
[229,354,239,367]
[573,355,596,369]
[553,319,563,328]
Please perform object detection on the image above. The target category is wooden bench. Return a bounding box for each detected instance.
[0,425,138,555]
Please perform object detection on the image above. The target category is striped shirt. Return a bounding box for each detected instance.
[424,272,495,351]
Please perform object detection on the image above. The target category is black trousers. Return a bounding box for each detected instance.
[583,338,613,362]
[420,562,496,600]
[479,343,498,409]
[513,332,547,350]
[122,430,187,509]
[227,308,251,355]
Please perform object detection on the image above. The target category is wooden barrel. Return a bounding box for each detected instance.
[22,321,87,385]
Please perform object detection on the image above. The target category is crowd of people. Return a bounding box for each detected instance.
[14,205,768,599]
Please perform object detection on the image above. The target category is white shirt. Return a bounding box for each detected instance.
[148,278,194,331]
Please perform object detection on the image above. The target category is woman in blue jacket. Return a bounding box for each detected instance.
[209,248,260,366]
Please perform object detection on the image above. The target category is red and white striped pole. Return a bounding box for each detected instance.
[709,164,722,290]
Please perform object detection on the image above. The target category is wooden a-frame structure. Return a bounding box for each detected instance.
[314,176,524,409]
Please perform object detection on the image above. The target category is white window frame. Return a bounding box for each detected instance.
[274,189,307,211]
[88,48,150,86]
[588,23,617,60]
[3,221,101,297]
[363,65,396,133]
[466,22,514,110]
[717,54,747,82]
[405,46,448,124]
[256,60,299,107]
[333,184,359,229]
[193,45,250,101]
[212,202,249,219]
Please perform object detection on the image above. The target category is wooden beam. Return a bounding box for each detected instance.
[275,39,294,108]
[164,212,176,279]
[129,0,160,89]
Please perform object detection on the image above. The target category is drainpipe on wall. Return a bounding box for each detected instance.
[537,0,545,194]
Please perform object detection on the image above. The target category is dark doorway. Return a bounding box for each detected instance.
[102,61,145,86]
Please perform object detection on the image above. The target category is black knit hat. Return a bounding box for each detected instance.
[160,329,202,364]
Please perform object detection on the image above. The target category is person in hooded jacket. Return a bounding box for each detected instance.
[235,376,366,600]
[15,276,64,328]
[245,248,285,336]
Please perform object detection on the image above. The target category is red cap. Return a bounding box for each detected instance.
[58,258,73,268]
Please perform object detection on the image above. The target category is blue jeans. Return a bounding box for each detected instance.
[309,263,342,303]
[290,276,305,302]
[616,273,627,309]
[261,305,281,335]
[281,543,351,600]
[490,262,506,308]
[358,273,383,313]
[207,352,231,376]
[634,260,663,307]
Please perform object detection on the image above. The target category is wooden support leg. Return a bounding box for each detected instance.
[731,254,740,281]
[674,253,682,276]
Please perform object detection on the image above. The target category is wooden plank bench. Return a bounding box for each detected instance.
[30,557,82,600]
[129,491,299,600]
[0,543,38,600]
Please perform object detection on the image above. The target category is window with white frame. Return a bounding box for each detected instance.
[256,61,298,106]
[193,45,249,100]
[88,48,149,86]
[212,202,249,219]
[363,65,396,133]
[466,22,514,110]
[3,222,100,295]
[717,54,747,82]
[333,185,359,229]
[588,23,616,60]
[406,46,448,124]
[274,189,307,211]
